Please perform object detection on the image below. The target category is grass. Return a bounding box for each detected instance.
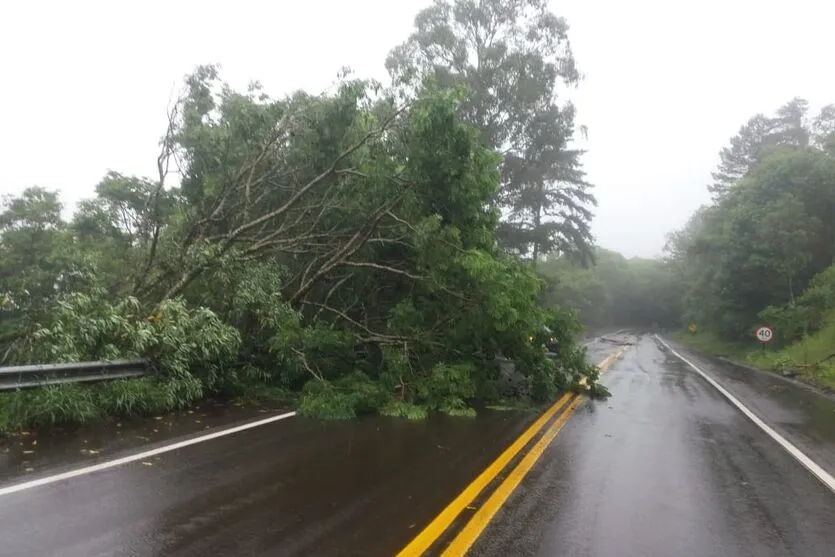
[669,330,749,359]
[380,400,428,420]
[747,320,835,390]
[0,377,293,436]
[0,385,102,434]
[672,329,835,391]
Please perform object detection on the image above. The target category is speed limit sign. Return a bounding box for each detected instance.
[755,325,774,344]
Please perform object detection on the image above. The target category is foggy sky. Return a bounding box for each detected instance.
[2,0,833,258]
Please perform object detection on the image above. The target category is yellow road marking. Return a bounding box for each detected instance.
[441,394,584,556]
[440,346,629,556]
[395,392,574,557]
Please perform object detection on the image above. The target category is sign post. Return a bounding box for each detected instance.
[755,325,773,354]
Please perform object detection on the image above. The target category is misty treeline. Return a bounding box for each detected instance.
[543,97,835,373]
[0,0,601,430]
[539,248,679,330]
[667,97,835,348]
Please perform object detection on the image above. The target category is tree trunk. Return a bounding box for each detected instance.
[531,183,543,268]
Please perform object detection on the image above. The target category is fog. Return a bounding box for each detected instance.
[2,0,833,257]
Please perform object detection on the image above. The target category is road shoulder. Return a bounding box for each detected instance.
[660,335,835,481]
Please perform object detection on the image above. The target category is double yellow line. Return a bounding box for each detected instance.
[396,348,626,557]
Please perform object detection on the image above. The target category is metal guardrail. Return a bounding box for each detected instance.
[0,359,148,391]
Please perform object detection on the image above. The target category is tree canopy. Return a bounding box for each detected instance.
[537,96,835,369]
[538,248,681,331]
[666,99,835,345]
[387,0,596,264]
[2,1,606,432]
[1,47,600,431]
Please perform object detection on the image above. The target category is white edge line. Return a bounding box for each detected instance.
[655,335,835,494]
[0,410,298,497]
[4,336,603,497]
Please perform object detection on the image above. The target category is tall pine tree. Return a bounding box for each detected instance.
[387,0,596,264]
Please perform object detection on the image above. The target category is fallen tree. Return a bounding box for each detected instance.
[0,68,600,431]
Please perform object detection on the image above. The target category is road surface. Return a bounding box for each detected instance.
[467,335,835,557]
[1,333,834,556]
[0,404,540,556]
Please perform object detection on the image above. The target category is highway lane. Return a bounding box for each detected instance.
[467,335,835,557]
[0,334,618,486]
[0,332,626,557]
[662,337,835,479]
[0,399,291,484]
[0,406,541,557]
[0,335,626,557]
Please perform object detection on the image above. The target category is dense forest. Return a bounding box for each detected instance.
[7,2,832,434]
[0,0,604,431]
[539,97,835,388]
[664,98,835,386]
[539,248,680,330]
[666,98,835,341]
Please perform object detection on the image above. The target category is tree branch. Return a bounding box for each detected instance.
[341,261,424,280]
[300,299,407,343]
[134,100,179,294]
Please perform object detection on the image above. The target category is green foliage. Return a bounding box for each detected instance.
[664,98,835,347]
[0,187,73,359]
[96,378,194,416]
[415,362,477,412]
[758,265,835,346]
[657,98,835,390]
[0,377,212,434]
[2,56,602,430]
[20,385,100,428]
[380,400,428,420]
[539,248,681,330]
[298,373,389,420]
[0,291,238,429]
[22,292,239,391]
[674,318,835,391]
[388,0,595,262]
[669,330,747,360]
[587,382,612,400]
[0,385,100,433]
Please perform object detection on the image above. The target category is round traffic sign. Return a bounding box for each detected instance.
[755,326,773,343]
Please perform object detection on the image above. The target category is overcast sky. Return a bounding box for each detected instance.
[2,0,833,258]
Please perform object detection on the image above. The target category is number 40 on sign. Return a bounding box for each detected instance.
[755,325,774,344]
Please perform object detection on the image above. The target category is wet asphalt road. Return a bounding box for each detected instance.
[663,337,835,480]
[0,334,618,557]
[0,400,538,556]
[0,399,290,483]
[469,335,835,557]
[2,333,834,556]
